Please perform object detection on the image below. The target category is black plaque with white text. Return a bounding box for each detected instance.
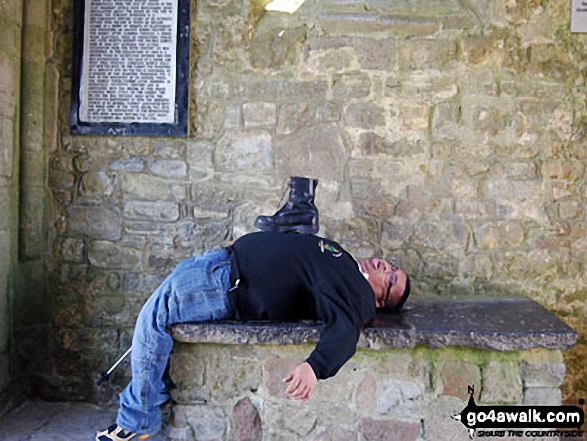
[71,0,189,136]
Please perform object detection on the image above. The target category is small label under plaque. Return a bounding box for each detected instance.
[80,0,178,124]
[571,0,587,32]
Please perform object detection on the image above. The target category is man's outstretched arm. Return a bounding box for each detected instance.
[283,362,317,402]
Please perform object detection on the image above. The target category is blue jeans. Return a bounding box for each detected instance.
[117,248,234,435]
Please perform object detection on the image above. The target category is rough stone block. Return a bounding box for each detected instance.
[251,27,306,69]
[215,130,272,173]
[503,162,538,180]
[356,372,377,408]
[167,426,193,441]
[559,200,582,219]
[444,161,491,180]
[88,240,141,270]
[84,292,125,328]
[441,361,481,400]
[274,123,346,180]
[463,101,512,140]
[454,142,495,158]
[190,184,236,214]
[278,406,318,437]
[520,352,566,388]
[399,103,429,131]
[332,72,371,98]
[229,81,328,102]
[232,397,262,441]
[186,140,214,169]
[354,38,396,71]
[455,199,495,220]
[359,417,420,441]
[123,273,164,298]
[344,102,385,129]
[195,100,225,139]
[523,387,562,406]
[377,379,423,415]
[265,355,301,398]
[58,237,85,263]
[86,270,122,297]
[380,218,413,250]
[108,156,145,172]
[542,159,585,180]
[481,361,522,404]
[120,174,185,201]
[276,102,340,135]
[550,181,574,202]
[413,220,467,251]
[172,344,264,401]
[174,404,225,441]
[473,221,525,250]
[171,387,211,405]
[484,180,545,222]
[350,183,395,218]
[124,201,180,222]
[394,72,459,103]
[309,363,359,406]
[68,206,122,240]
[151,141,186,160]
[358,133,425,158]
[422,397,472,441]
[305,47,357,73]
[431,101,461,140]
[151,160,188,178]
[398,39,458,71]
[78,172,117,201]
[319,14,440,37]
[311,427,359,441]
[224,105,240,129]
[243,102,276,129]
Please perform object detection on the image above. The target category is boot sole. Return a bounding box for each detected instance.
[254,221,318,235]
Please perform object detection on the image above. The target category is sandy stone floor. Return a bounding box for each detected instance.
[0,401,169,441]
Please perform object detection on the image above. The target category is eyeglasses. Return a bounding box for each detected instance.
[382,260,399,307]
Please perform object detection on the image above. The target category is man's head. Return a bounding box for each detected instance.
[358,258,410,311]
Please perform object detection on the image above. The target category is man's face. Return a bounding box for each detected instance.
[358,258,407,309]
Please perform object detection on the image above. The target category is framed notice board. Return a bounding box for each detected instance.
[70,0,190,136]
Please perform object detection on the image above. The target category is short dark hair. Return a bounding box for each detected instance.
[389,274,410,312]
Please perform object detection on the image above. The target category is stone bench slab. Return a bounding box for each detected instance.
[171,298,577,351]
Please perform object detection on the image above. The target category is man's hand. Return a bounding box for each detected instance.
[283,362,317,402]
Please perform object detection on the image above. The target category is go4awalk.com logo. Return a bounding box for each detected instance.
[452,386,585,439]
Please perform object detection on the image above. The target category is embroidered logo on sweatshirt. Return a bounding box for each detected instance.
[318,239,342,258]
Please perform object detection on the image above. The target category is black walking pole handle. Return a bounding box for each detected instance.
[96,347,132,386]
[96,371,110,386]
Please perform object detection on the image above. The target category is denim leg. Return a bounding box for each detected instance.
[117,248,233,435]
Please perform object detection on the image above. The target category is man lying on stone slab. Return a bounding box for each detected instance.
[96,176,411,441]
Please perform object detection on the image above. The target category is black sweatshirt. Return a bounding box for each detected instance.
[227,232,376,380]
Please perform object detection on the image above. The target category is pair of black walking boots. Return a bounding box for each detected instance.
[254,176,319,234]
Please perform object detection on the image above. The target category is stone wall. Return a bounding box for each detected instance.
[37,0,587,405]
[169,343,567,441]
[0,0,23,413]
